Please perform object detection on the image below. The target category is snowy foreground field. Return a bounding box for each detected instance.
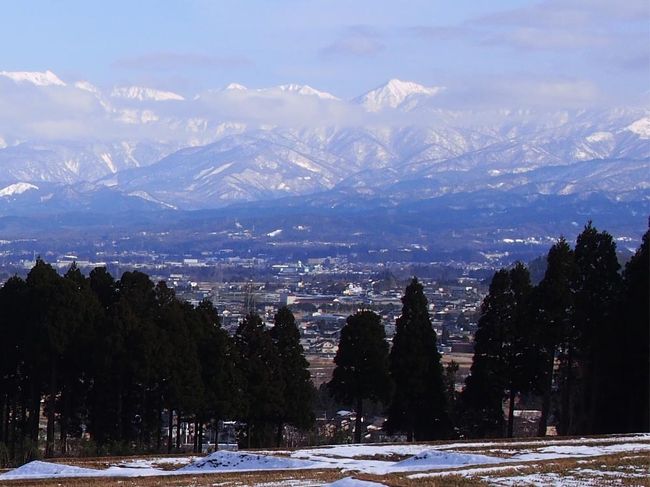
[1,434,648,486]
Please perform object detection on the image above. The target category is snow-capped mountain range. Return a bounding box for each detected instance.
[0,70,648,215]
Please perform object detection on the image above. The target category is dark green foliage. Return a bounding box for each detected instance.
[530,238,576,436]
[386,278,449,441]
[0,262,244,462]
[459,270,509,438]
[270,307,315,445]
[570,222,622,434]
[618,227,649,432]
[235,313,284,447]
[329,310,391,443]
[460,264,535,438]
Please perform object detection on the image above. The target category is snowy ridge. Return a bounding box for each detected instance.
[627,117,650,139]
[0,69,66,86]
[111,86,185,101]
[0,182,39,197]
[0,69,647,211]
[275,84,339,100]
[224,82,248,91]
[357,79,443,111]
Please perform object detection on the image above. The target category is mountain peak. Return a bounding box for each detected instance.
[110,86,185,101]
[0,182,39,198]
[224,82,248,91]
[357,78,443,111]
[275,84,338,100]
[0,69,66,87]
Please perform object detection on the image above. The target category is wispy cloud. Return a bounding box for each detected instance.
[320,25,385,58]
[114,51,252,71]
[408,0,649,52]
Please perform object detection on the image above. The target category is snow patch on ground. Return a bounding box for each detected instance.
[0,461,100,479]
[180,450,321,472]
[512,442,650,461]
[325,477,388,486]
[391,449,502,471]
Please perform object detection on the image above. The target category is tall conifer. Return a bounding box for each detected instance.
[386,278,449,440]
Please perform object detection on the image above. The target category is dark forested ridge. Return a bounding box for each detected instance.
[0,221,647,466]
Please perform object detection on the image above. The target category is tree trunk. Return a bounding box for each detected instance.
[193,419,199,453]
[60,379,70,456]
[30,380,41,442]
[167,409,173,453]
[197,421,204,453]
[354,397,363,444]
[45,360,57,458]
[537,353,555,437]
[9,401,16,463]
[559,346,573,436]
[156,406,162,452]
[507,387,516,438]
[587,349,599,434]
[1,393,7,444]
[275,422,283,448]
[175,410,181,450]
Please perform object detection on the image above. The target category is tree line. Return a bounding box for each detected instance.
[460,222,648,438]
[327,222,648,442]
[0,221,647,465]
[0,262,313,466]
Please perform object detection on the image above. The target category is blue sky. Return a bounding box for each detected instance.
[1,0,648,102]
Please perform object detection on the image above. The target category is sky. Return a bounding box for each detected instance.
[1,0,648,102]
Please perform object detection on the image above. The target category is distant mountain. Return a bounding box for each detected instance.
[355,78,444,111]
[0,69,66,86]
[0,69,647,225]
[110,86,185,102]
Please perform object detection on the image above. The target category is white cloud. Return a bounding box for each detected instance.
[320,25,385,57]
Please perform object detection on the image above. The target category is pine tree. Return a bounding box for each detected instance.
[328,310,391,443]
[386,278,449,441]
[618,227,649,432]
[26,258,82,457]
[530,238,576,436]
[58,264,101,455]
[459,270,509,438]
[270,307,314,446]
[235,313,284,447]
[460,264,534,438]
[570,222,621,434]
[189,299,235,452]
[503,263,534,437]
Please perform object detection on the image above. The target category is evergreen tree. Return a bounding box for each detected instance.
[459,270,509,438]
[270,307,314,446]
[235,313,284,447]
[26,259,82,457]
[503,263,534,437]
[618,227,649,432]
[0,276,33,461]
[189,300,238,453]
[328,310,391,443]
[530,238,576,436]
[58,264,100,454]
[386,278,449,440]
[570,222,621,434]
[460,264,535,438]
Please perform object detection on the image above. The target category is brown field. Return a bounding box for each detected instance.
[1,434,648,486]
